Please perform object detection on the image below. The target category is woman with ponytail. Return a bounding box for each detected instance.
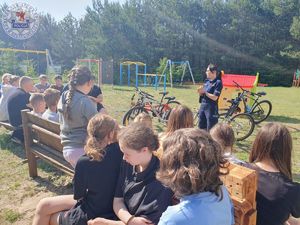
[32,114,123,225]
[58,66,98,167]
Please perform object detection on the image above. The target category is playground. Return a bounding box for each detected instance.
[0,83,300,224]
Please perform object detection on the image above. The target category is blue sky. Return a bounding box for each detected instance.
[1,0,124,21]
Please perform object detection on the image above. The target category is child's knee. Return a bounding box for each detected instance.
[35,197,53,214]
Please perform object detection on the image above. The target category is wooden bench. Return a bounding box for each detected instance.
[21,109,74,177]
[0,120,15,131]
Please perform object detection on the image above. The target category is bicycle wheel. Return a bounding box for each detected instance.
[250,100,272,124]
[227,113,255,141]
[193,110,199,127]
[122,106,147,126]
[160,100,181,121]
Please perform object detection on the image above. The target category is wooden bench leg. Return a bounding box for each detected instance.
[27,151,38,177]
[22,110,38,177]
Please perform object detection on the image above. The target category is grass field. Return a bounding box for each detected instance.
[0,84,299,224]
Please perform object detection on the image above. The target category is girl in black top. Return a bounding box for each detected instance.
[88,123,173,225]
[246,123,300,225]
[32,114,122,225]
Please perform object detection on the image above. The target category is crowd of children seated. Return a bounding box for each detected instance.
[1,68,300,225]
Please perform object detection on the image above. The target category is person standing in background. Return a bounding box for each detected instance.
[197,63,223,131]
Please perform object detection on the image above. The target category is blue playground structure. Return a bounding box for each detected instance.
[119,59,195,91]
[119,61,167,91]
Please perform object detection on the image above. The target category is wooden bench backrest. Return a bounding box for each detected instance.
[23,110,63,152]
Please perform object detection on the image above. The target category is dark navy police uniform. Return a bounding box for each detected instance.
[198,78,223,130]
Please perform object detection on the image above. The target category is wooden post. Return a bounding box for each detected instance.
[21,109,37,177]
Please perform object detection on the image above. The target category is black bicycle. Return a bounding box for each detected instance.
[231,81,272,124]
[122,88,180,125]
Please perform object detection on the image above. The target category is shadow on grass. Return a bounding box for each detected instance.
[268,115,300,124]
[0,131,72,180]
[0,132,26,159]
[33,165,73,195]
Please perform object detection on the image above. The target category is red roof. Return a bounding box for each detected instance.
[222,74,257,88]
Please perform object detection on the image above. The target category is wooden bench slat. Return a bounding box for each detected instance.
[31,144,74,176]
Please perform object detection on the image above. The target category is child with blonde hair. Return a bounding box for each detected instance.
[32,114,123,225]
[42,88,60,122]
[29,93,46,117]
[133,112,153,128]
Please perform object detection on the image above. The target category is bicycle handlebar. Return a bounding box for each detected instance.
[135,87,154,98]
[232,81,262,97]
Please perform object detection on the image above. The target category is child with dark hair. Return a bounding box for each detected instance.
[32,114,123,225]
[29,93,46,117]
[50,75,64,94]
[35,74,50,93]
[210,123,243,164]
[157,128,234,225]
[157,105,194,158]
[246,123,300,225]
[57,66,97,168]
[88,123,173,225]
[42,88,61,122]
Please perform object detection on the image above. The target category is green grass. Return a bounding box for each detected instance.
[0,84,299,224]
[103,84,300,180]
[0,209,23,223]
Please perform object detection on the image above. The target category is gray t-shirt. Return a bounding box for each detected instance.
[35,83,50,93]
[42,109,59,123]
[57,90,97,148]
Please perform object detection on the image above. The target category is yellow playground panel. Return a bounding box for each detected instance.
[219,72,259,112]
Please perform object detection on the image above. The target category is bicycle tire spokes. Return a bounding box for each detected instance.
[228,113,255,141]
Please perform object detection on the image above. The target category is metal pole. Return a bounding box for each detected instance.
[120,63,123,85]
[144,64,147,86]
[128,64,130,86]
[136,64,139,88]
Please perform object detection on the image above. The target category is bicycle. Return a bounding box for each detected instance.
[229,81,272,124]
[122,88,181,126]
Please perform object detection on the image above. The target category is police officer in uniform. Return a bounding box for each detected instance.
[198,64,223,131]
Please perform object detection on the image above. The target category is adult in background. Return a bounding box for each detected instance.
[57,66,97,168]
[62,76,106,113]
[50,75,64,94]
[197,63,223,131]
[88,77,106,113]
[0,75,20,121]
[246,123,300,225]
[35,74,50,93]
[7,76,34,142]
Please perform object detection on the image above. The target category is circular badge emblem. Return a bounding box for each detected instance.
[1,2,40,40]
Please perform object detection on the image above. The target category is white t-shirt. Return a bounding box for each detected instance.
[0,85,17,121]
[42,109,59,123]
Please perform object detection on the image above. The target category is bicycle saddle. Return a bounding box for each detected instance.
[159,91,169,96]
[165,96,175,101]
[256,92,266,96]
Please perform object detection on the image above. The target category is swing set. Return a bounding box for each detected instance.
[119,59,195,91]
[160,59,195,87]
[0,47,55,75]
